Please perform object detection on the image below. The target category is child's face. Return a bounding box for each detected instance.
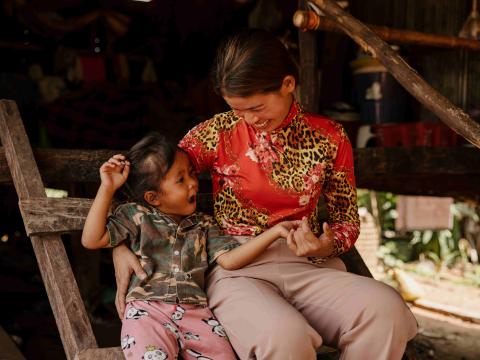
[151,151,199,221]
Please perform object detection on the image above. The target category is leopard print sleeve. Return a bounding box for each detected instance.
[322,126,360,257]
[179,118,218,173]
[179,112,238,173]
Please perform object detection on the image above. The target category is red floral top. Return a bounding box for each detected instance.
[179,100,360,257]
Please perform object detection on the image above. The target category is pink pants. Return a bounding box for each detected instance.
[206,237,418,360]
[121,300,236,359]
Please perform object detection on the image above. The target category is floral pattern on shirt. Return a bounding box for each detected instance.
[179,100,360,257]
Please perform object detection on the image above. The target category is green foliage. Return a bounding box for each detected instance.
[358,189,479,270]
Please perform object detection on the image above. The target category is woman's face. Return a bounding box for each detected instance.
[223,75,296,132]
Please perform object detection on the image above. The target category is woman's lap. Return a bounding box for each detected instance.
[206,240,417,359]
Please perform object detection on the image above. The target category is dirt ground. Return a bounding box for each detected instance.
[376,269,480,360]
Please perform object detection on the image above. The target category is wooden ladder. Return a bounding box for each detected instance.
[0,100,123,360]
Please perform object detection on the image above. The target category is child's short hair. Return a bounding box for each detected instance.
[123,132,177,203]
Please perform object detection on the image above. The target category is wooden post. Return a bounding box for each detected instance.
[309,0,480,149]
[298,0,320,113]
[0,100,98,359]
[293,11,480,51]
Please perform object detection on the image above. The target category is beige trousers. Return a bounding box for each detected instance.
[206,238,417,360]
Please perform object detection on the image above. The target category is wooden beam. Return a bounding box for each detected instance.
[74,347,123,360]
[0,147,119,184]
[354,147,480,199]
[293,11,480,51]
[309,0,480,149]
[19,193,214,236]
[355,147,480,176]
[0,325,25,360]
[19,197,94,235]
[298,0,320,113]
[2,146,478,197]
[0,100,97,360]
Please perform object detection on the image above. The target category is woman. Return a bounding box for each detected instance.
[113,29,417,359]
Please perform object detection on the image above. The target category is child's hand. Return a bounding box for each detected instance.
[99,154,130,191]
[271,220,301,238]
[286,217,334,258]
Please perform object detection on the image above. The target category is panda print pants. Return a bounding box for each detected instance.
[206,237,418,360]
[121,300,236,359]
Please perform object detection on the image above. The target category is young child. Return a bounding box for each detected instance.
[81,132,298,360]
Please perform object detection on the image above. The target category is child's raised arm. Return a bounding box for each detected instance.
[81,154,130,249]
[215,221,300,270]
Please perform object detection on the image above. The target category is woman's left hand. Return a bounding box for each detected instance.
[286,217,334,258]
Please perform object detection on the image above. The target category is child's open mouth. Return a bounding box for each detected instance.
[188,195,196,204]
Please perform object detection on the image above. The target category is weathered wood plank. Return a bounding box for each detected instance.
[294,12,480,51]
[0,100,98,360]
[19,193,214,236]
[74,347,123,360]
[355,147,480,175]
[19,197,94,235]
[0,147,119,184]
[355,147,480,199]
[298,0,320,113]
[310,0,480,149]
[0,325,25,360]
[1,146,479,198]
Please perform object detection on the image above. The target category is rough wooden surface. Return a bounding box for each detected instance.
[294,10,480,51]
[74,347,123,360]
[0,100,97,360]
[0,325,25,360]
[19,197,94,235]
[19,193,214,236]
[298,0,320,113]
[2,146,479,198]
[355,147,480,199]
[310,0,480,149]
[0,147,118,184]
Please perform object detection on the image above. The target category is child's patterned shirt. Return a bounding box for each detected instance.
[107,203,239,305]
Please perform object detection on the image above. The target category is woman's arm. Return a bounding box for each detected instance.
[113,244,147,318]
[81,155,130,249]
[215,221,298,270]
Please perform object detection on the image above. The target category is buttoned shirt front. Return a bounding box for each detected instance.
[107,203,239,305]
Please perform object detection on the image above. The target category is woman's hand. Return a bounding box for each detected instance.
[99,154,130,192]
[112,244,147,318]
[286,217,334,258]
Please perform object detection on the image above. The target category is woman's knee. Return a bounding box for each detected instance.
[360,280,418,338]
[255,315,322,359]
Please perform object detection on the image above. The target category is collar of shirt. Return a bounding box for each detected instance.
[148,206,203,232]
[270,97,303,134]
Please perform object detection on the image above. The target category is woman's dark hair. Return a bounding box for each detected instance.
[212,28,298,97]
[122,132,177,204]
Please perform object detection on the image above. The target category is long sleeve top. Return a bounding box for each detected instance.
[179,100,360,258]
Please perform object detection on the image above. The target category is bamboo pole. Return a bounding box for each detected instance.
[293,10,480,51]
[306,0,480,149]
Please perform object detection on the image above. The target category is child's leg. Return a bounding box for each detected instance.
[176,305,236,360]
[121,300,180,359]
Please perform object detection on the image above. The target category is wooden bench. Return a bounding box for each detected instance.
[0,99,416,359]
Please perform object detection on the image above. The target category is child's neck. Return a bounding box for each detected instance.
[157,210,192,224]
[168,214,185,224]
